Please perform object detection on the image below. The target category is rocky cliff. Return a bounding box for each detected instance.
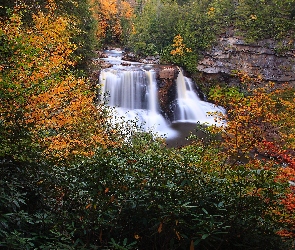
[197,34,295,84]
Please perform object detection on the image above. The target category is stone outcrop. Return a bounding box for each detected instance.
[155,66,179,118]
[197,35,295,84]
[158,67,176,79]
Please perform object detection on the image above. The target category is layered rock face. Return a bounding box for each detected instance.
[197,35,295,84]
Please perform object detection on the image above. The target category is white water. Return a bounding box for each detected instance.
[98,52,225,139]
[99,68,177,137]
[174,70,225,125]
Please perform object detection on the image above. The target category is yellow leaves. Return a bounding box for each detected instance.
[186,47,192,53]
[171,47,184,56]
[1,3,120,161]
[122,2,135,19]
[45,0,57,12]
[134,234,140,240]
[2,13,23,39]
[250,14,257,20]
[175,229,181,240]
[1,6,77,87]
[131,23,136,35]
[207,7,215,17]
[37,180,44,185]
[157,222,163,233]
[32,89,109,157]
[85,203,97,210]
[170,34,192,57]
[172,34,183,47]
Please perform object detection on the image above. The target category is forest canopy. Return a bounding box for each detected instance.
[127,0,295,72]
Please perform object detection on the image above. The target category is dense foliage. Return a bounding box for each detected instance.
[128,0,295,72]
[1,0,295,249]
[0,0,98,70]
[89,0,134,46]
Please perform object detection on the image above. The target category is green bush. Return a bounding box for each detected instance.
[1,124,293,249]
[128,0,295,73]
[3,130,291,249]
[129,0,181,56]
[235,0,295,42]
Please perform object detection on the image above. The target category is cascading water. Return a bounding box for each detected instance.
[173,70,224,124]
[98,50,225,141]
[99,67,176,137]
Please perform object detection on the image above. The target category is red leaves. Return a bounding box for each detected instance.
[282,193,295,211]
[260,140,295,169]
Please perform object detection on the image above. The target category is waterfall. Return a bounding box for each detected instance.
[98,54,224,140]
[173,70,224,125]
[146,70,157,114]
[100,69,146,109]
[99,68,176,137]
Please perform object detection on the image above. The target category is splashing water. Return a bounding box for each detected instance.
[98,52,225,140]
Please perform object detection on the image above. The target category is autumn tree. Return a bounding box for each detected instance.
[1,0,97,69]
[89,0,134,45]
[209,72,295,239]
[0,1,118,162]
[0,2,124,247]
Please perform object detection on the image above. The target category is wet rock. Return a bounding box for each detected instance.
[96,51,108,58]
[121,62,131,66]
[122,52,139,62]
[155,66,179,118]
[100,61,112,69]
[158,67,176,79]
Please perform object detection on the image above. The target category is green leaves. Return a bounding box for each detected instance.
[0,123,292,249]
[235,0,295,42]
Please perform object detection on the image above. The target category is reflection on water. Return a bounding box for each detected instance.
[165,122,208,148]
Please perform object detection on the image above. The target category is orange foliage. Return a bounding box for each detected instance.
[89,0,134,42]
[211,72,295,163]
[0,2,117,160]
[210,71,295,239]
